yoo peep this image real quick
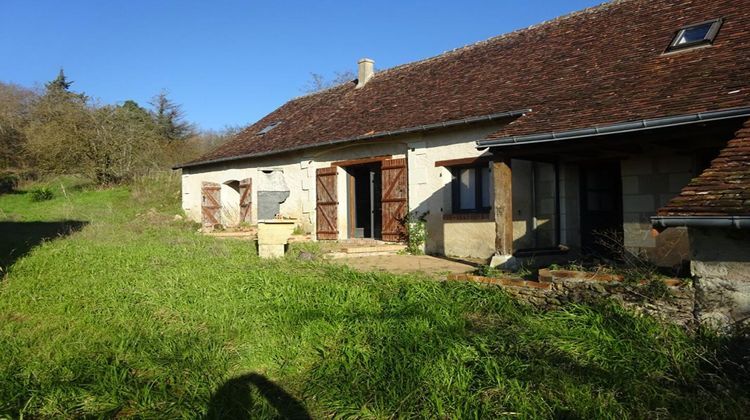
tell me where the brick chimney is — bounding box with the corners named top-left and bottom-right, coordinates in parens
top-left (356, 58), bottom-right (374, 89)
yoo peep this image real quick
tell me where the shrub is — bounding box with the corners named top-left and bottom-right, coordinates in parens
top-left (404, 211), bottom-right (428, 255)
top-left (0, 172), bottom-right (19, 194)
top-left (30, 187), bottom-right (54, 202)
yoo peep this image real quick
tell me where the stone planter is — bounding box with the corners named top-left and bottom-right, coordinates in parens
top-left (257, 220), bottom-right (296, 258)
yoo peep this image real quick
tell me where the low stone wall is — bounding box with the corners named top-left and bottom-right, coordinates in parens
top-left (448, 269), bottom-right (695, 328)
top-left (689, 227), bottom-right (750, 331)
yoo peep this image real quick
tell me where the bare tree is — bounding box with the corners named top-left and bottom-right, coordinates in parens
top-left (0, 82), bottom-right (36, 169)
top-left (301, 70), bottom-right (356, 93)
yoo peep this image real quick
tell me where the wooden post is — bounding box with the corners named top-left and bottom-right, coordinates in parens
top-left (492, 157), bottom-right (513, 255)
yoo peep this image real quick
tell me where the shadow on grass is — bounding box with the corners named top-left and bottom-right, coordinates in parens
top-left (0, 221), bottom-right (87, 272)
top-left (205, 373), bottom-right (311, 420)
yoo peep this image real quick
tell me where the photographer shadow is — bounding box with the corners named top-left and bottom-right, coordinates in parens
top-left (205, 373), bottom-right (311, 420)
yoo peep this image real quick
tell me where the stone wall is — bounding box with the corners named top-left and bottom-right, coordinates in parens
top-left (690, 227), bottom-right (750, 330)
top-left (621, 154), bottom-right (695, 267)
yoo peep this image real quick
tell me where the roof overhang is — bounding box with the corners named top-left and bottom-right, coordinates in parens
top-left (174, 108), bottom-right (531, 170)
top-left (476, 107), bottom-right (750, 149)
top-left (651, 215), bottom-right (750, 229)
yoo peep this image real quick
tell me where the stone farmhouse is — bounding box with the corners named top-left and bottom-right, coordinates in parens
top-left (176, 0), bottom-right (750, 324)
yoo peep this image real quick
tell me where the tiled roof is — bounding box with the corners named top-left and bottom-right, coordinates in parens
top-left (179, 0), bottom-right (750, 168)
top-left (658, 119), bottom-right (750, 216)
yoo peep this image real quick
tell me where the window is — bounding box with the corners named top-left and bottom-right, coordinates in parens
top-left (257, 121), bottom-right (281, 135)
top-left (667, 19), bottom-right (722, 52)
top-left (451, 165), bottom-right (491, 213)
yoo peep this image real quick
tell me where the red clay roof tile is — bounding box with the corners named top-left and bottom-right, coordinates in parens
top-left (659, 118), bottom-right (750, 216)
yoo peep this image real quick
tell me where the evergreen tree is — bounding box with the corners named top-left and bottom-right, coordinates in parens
top-left (45, 68), bottom-right (73, 92)
top-left (150, 91), bottom-right (194, 142)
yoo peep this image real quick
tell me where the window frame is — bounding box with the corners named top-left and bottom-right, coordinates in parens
top-left (450, 163), bottom-right (492, 214)
top-left (257, 121), bottom-right (282, 135)
top-left (666, 18), bottom-right (723, 53)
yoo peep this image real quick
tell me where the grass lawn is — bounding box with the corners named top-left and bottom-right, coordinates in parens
top-left (0, 173), bottom-right (748, 418)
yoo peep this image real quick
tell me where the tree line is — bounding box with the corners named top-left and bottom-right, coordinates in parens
top-left (0, 70), bottom-right (239, 185)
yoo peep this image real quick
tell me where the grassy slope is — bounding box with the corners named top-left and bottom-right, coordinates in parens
top-left (0, 174), bottom-right (748, 419)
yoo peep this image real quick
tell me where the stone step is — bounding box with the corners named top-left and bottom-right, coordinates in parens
top-left (326, 250), bottom-right (406, 259)
top-left (204, 231), bottom-right (257, 238)
top-left (287, 235), bottom-right (313, 243)
top-left (340, 244), bottom-right (406, 254)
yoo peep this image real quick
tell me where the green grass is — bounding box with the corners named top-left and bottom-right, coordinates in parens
top-left (0, 173), bottom-right (748, 418)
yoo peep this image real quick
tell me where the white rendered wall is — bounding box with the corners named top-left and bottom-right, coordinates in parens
top-left (182, 139), bottom-right (408, 236)
top-left (181, 123), bottom-right (509, 257)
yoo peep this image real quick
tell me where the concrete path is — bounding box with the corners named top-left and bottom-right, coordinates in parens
top-left (334, 254), bottom-right (476, 277)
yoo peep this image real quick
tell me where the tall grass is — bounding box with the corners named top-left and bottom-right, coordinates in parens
top-left (0, 174), bottom-right (747, 418)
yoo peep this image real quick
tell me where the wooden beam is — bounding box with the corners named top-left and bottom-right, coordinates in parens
top-left (348, 173), bottom-right (356, 238)
top-left (331, 155), bottom-right (392, 167)
top-left (492, 156), bottom-right (513, 255)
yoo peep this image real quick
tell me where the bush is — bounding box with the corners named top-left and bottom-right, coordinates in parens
top-left (30, 187), bottom-right (54, 202)
top-left (404, 211), bottom-right (428, 255)
top-left (0, 172), bottom-right (19, 194)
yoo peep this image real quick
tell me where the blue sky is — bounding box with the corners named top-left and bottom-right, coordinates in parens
top-left (1, 0), bottom-right (602, 130)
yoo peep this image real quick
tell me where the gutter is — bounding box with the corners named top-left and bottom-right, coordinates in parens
top-left (476, 107), bottom-right (750, 148)
top-left (651, 215), bottom-right (750, 229)
top-left (174, 108), bottom-right (530, 170)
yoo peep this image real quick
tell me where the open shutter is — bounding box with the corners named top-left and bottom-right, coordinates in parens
top-left (381, 158), bottom-right (408, 242)
top-left (316, 167), bottom-right (338, 240)
top-left (201, 182), bottom-right (221, 227)
top-left (239, 178), bottom-right (252, 223)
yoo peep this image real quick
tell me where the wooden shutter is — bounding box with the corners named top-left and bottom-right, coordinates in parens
top-left (201, 182), bottom-right (221, 227)
top-left (316, 167), bottom-right (338, 240)
top-left (381, 158), bottom-right (408, 242)
top-left (239, 178), bottom-right (252, 223)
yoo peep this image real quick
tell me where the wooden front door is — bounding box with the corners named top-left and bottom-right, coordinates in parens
top-left (316, 167), bottom-right (338, 240)
top-left (381, 158), bottom-right (408, 242)
top-left (239, 178), bottom-right (252, 223)
top-left (201, 182), bottom-right (221, 227)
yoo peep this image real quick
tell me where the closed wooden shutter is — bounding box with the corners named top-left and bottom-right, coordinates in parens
top-left (201, 182), bottom-right (221, 226)
top-left (381, 158), bottom-right (408, 242)
top-left (316, 167), bottom-right (338, 240)
top-left (239, 178), bottom-right (252, 223)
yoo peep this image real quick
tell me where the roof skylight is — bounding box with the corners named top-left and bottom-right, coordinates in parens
top-left (667, 19), bottom-right (723, 52)
top-left (257, 121), bottom-right (281, 135)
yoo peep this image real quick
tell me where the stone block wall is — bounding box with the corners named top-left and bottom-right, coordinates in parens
top-left (621, 154), bottom-right (695, 267)
top-left (690, 227), bottom-right (750, 330)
